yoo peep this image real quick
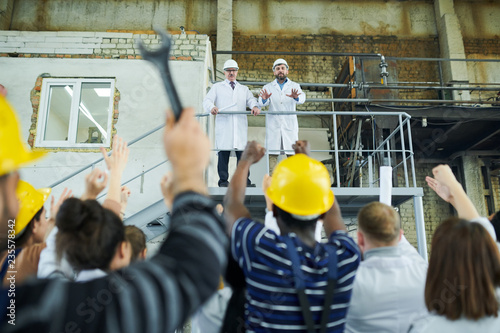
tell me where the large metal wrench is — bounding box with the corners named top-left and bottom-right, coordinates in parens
top-left (137, 29), bottom-right (183, 121)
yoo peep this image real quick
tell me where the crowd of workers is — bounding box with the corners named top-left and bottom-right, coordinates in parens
top-left (1, 58), bottom-right (500, 333)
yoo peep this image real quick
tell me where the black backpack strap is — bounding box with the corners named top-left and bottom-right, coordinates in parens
top-left (284, 236), bottom-right (316, 333)
top-left (320, 246), bottom-right (338, 333)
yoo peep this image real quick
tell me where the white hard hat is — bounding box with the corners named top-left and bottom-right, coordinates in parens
top-left (273, 58), bottom-right (289, 70)
top-left (223, 59), bottom-right (239, 70)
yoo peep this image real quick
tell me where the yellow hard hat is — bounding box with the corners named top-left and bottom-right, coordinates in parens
top-left (266, 154), bottom-right (334, 218)
top-left (0, 95), bottom-right (45, 177)
top-left (14, 180), bottom-right (51, 236)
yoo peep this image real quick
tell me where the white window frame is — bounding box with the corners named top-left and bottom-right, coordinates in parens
top-left (36, 78), bottom-right (116, 148)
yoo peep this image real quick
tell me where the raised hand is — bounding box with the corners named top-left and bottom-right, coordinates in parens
top-left (101, 136), bottom-right (129, 175)
top-left (101, 136), bottom-right (129, 204)
top-left (47, 187), bottom-right (73, 236)
top-left (120, 186), bottom-right (131, 216)
top-left (82, 168), bottom-right (108, 200)
top-left (160, 172), bottom-right (174, 210)
top-left (286, 88), bottom-right (301, 99)
top-left (241, 141), bottom-right (266, 165)
top-left (259, 89), bottom-right (272, 100)
top-left (292, 140), bottom-right (310, 156)
top-left (425, 165), bottom-right (459, 203)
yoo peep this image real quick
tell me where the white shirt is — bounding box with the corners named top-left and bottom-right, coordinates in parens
top-left (408, 296), bottom-right (500, 333)
top-left (37, 227), bottom-right (76, 280)
top-left (203, 80), bottom-right (259, 150)
top-left (76, 269), bottom-right (107, 282)
top-left (345, 235), bottom-right (428, 333)
top-left (258, 79), bottom-right (305, 154)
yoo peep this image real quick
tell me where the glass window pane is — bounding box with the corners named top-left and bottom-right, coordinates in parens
top-left (76, 82), bottom-right (113, 143)
top-left (44, 85), bottom-right (72, 141)
top-left (76, 82), bottom-right (112, 144)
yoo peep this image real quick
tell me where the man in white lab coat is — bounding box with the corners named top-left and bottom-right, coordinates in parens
top-left (203, 59), bottom-right (260, 187)
top-left (258, 58), bottom-right (306, 174)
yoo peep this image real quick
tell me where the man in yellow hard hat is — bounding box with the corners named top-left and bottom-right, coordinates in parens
top-left (1, 96), bottom-right (228, 332)
top-left (224, 140), bottom-right (361, 332)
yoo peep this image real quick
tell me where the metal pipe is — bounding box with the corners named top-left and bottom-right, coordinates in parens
top-left (49, 114), bottom-right (209, 188)
top-left (414, 196), bottom-right (428, 261)
top-left (308, 98), bottom-right (500, 104)
top-left (213, 50), bottom-right (381, 58)
top-left (218, 110), bottom-right (412, 117)
top-left (239, 80), bottom-right (500, 92)
top-left (362, 85), bottom-right (500, 91)
top-left (368, 156), bottom-right (373, 188)
top-left (386, 56), bottom-right (500, 63)
top-left (213, 50), bottom-right (500, 63)
top-left (334, 114), bottom-right (341, 187)
top-left (407, 119), bottom-right (418, 188)
top-left (399, 114), bottom-right (409, 187)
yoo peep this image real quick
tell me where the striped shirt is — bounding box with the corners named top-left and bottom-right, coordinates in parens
top-left (1, 192), bottom-right (227, 333)
top-left (232, 218), bottom-right (360, 332)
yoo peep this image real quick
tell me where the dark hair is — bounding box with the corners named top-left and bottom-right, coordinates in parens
top-left (55, 198), bottom-right (125, 271)
top-left (124, 225), bottom-right (146, 262)
top-left (274, 206), bottom-right (317, 231)
top-left (15, 206), bottom-right (44, 247)
top-left (425, 217), bottom-right (500, 320)
top-left (358, 202), bottom-right (400, 244)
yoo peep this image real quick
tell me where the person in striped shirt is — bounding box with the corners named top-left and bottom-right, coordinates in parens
top-left (224, 140), bottom-right (361, 332)
top-left (0, 101), bottom-right (227, 332)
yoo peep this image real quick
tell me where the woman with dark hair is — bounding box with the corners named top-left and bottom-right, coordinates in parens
top-left (56, 198), bottom-right (131, 281)
top-left (409, 165), bottom-right (500, 332)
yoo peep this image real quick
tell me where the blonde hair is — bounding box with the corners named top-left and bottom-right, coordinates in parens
top-left (358, 202), bottom-right (400, 244)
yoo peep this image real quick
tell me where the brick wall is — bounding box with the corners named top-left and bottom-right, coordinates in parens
top-left (227, 34), bottom-right (441, 103)
top-left (464, 38), bottom-right (500, 58)
top-left (0, 30), bottom-right (209, 60)
top-left (492, 175), bottom-right (500, 214)
top-left (397, 164), bottom-right (453, 253)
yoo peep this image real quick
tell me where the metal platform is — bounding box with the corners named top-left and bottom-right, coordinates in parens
top-left (207, 186), bottom-right (423, 220)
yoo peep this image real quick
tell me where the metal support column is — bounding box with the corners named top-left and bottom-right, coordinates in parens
top-left (413, 196), bottom-right (428, 261)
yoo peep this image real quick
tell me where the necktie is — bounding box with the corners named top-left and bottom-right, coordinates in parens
top-left (230, 81), bottom-right (235, 90)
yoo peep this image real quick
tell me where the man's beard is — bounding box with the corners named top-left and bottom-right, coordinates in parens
top-left (275, 73), bottom-right (286, 81)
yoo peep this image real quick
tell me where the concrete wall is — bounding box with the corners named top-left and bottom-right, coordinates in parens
top-left (233, 0), bottom-right (436, 37)
top-left (7, 1), bottom-right (496, 38)
top-left (10, 0), bottom-right (217, 34)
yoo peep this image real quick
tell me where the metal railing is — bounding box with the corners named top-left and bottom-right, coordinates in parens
top-left (49, 109), bottom-right (417, 193)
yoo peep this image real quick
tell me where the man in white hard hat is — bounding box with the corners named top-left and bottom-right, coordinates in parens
top-left (203, 59), bottom-right (260, 187)
top-left (259, 58), bottom-right (305, 174)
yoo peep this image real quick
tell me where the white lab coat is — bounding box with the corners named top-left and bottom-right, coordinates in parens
top-left (258, 79), bottom-right (305, 154)
top-left (203, 80), bottom-right (259, 150)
